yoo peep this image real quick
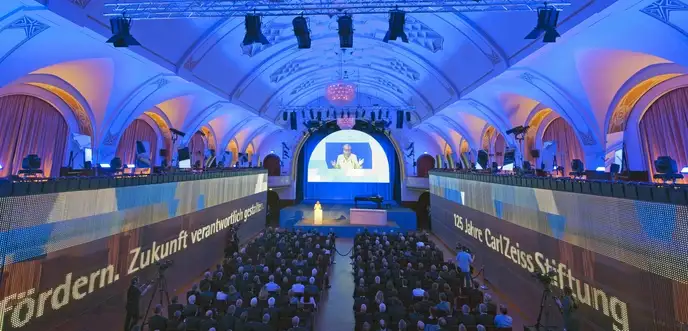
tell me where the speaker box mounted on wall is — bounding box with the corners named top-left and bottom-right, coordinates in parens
top-left (405, 111), bottom-right (411, 122)
top-left (396, 111), bottom-right (404, 129)
top-left (289, 112), bottom-right (297, 130)
top-left (282, 112), bottom-right (288, 121)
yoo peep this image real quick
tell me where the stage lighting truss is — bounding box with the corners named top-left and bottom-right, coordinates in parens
top-left (103, 0), bottom-right (571, 19)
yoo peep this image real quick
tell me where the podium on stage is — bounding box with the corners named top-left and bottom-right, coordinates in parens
top-left (314, 201), bottom-right (323, 225)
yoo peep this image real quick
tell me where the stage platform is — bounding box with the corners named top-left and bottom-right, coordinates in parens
top-left (279, 200), bottom-right (417, 237)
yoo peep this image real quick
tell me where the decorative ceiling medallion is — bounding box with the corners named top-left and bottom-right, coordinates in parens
top-left (326, 82), bottom-right (356, 106)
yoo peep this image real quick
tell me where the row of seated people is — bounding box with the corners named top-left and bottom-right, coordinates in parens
top-left (351, 230), bottom-right (513, 331)
top-left (140, 228), bottom-right (335, 331)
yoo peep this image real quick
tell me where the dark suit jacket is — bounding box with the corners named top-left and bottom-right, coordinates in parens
top-left (476, 313), bottom-right (495, 326)
top-left (457, 313), bottom-right (476, 326)
top-left (148, 315), bottom-right (168, 331)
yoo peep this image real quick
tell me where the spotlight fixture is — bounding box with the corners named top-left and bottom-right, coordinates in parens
top-left (292, 16), bottom-right (311, 49)
top-left (106, 16), bottom-right (140, 48)
top-left (383, 10), bottom-right (409, 43)
top-left (244, 14), bottom-right (269, 46)
top-left (337, 15), bottom-right (354, 48)
top-left (525, 7), bottom-right (561, 43)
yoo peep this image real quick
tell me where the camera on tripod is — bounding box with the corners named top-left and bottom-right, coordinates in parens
top-left (155, 260), bottom-right (173, 273)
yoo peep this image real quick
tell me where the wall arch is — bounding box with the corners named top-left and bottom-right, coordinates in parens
top-left (0, 94), bottom-right (70, 177)
top-left (199, 125), bottom-right (217, 151)
top-left (137, 115), bottom-right (164, 165)
top-left (13, 73), bottom-right (96, 140)
top-left (143, 107), bottom-right (173, 158)
top-left (625, 75), bottom-right (688, 171)
top-left (524, 107), bottom-right (554, 163)
top-left (227, 138), bottom-right (239, 165)
top-left (605, 63), bottom-right (687, 134)
top-left (115, 118), bottom-right (160, 166)
top-left (542, 117), bottom-right (586, 171)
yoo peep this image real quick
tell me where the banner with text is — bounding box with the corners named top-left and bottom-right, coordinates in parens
top-left (431, 194), bottom-right (686, 331)
top-left (0, 192), bottom-right (266, 331)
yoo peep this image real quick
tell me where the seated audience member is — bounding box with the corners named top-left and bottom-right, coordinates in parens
top-left (168, 296), bottom-right (184, 319)
top-left (494, 305), bottom-right (513, 328)
top-left (482, 293), bottom-right (497, 315)
top-left (436, 318), bottom-right (450, 331)
top-left (362, 322), bottom-right (372, 331)
top-left (416, 321), bottom-right (425, 331)
top-left (458, 324), bottom-right (467, 331)
top-left (148, 304), bottom-right (168, 331)
top-left (377, 319), bottom-right (390, 331)
top-left (476, 325), bottom-right (487, 331)
top-left (187, 284), bottom-right (200, 302)
top-left (168, 310), bottom-right (185, 331)
top-left (398, 319), bottom-right (408, 331)
top-left (288, 316), bottom-right (308, 331)
top-left (457, 304), bottom-right (476, 326)
top-left (216, 285), bottom-right (229, 301)
top-left (219, 305), bottom-right (237, 331)
top-left (356, 304), bottom-right (372, 331)
top-left (184, 295), bottom-right (200, 317)
top-left (305, 277), bottom-right (319, 296)
top-left (265, 275), bottom-right (280, 293)
top-left (476, 303), bottom-right (494, 326)
top-left (200, 310), bottom-right (218, 331)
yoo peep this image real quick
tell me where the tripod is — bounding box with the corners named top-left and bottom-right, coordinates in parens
top-left (526, 287), bottom-right (558, 331)
top-left (139, 270), bottom-right (171, 329)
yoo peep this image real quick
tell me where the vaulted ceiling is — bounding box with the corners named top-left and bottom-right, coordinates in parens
top-left (1, 0), bottom-right (687, 160)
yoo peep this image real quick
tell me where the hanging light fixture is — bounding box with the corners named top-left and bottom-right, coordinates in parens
top-left (326, 83), bottom-right (356, 106)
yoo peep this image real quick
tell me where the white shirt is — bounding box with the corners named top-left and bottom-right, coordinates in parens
top-left (412, 288), bottom-right (425, 297)
top-left (292, 283), bottom-right (305, 293)
top-left (335, 154), bottom-right (360, 170)
top-left (216, 291), bottom-right (228, 301)
top-left (265, 282), bottom-right (280, 292)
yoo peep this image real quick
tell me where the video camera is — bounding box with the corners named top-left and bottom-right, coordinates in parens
top-left (532, 269), bottom-right (557, 288)
top-left (155, 260), bottom-right (173, 273)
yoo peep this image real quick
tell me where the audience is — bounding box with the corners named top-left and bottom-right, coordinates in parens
top-left (129, 226), bottom-right (517, 331)
top-left (131, 227), bottom-right (333, 331)
top-left (351, 230), bottom-right (513, 331)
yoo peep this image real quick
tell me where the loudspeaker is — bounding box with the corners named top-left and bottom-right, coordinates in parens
top-left (159, 149), bottom-right (168, 157)
top-left (530, 149), bottom-right (540, 158)
top-left (396, 111), bottom-right (404, 129)
top-left (405, 111), bottom-right (411, 122)
top-left (282, 112), bottom-right (288, 121)
top-left (289, 112), bottom-right (297, 130)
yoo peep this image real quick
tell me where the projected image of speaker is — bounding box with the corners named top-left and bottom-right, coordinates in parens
top-left (178, 147), bottom-right (191, 169)
top-left (477, 150), bottom-right (489, 170)
top-left (135, 141), bottom-right (151, 168)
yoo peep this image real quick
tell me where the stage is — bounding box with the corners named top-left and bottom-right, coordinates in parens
top-left (279, 200), bottom-right (417, 237)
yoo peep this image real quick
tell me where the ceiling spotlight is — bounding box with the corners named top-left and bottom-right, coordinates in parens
top-left (244, 14), bottom-right (269, 46)
top-left (525, 7), bottom-right (560, 43)
top-left (106, 16), bottom-right (140, 48)
top-left (338, 15), bottom-right (354, 48)
top-left (292, 16), bottom-right (311, 49)
top-left (383, 10), bottom-right (408, 43)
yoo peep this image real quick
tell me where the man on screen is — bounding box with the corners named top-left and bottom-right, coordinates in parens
top-left (331, 144), bottom-right (364, 170)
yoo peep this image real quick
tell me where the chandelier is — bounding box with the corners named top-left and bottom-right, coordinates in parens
top-left (326, 83), bottom-right (356, 106)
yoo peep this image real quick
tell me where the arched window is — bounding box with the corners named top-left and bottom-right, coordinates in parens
top-left (0, 95), bottom-right (69, 177)
top-left (639, 87), bottom-right (688, 182)
top-left (116, 119), bottom-right (158, 166)
top-left (416, 154), bottom-right (435, 177)
top-left (263, 154), bottom-right (281, 176)
top-left (542, 117), bottom-right (585, 172)
top-left (189, 132), bottom-right (205, 167)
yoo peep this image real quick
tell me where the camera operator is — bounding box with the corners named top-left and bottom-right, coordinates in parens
top-left (556, 286), bottom-right (580, 331)
top-left (455, 245), bottom-right (474, 289)
top-left (124, 276), bottom-right (152, 331)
